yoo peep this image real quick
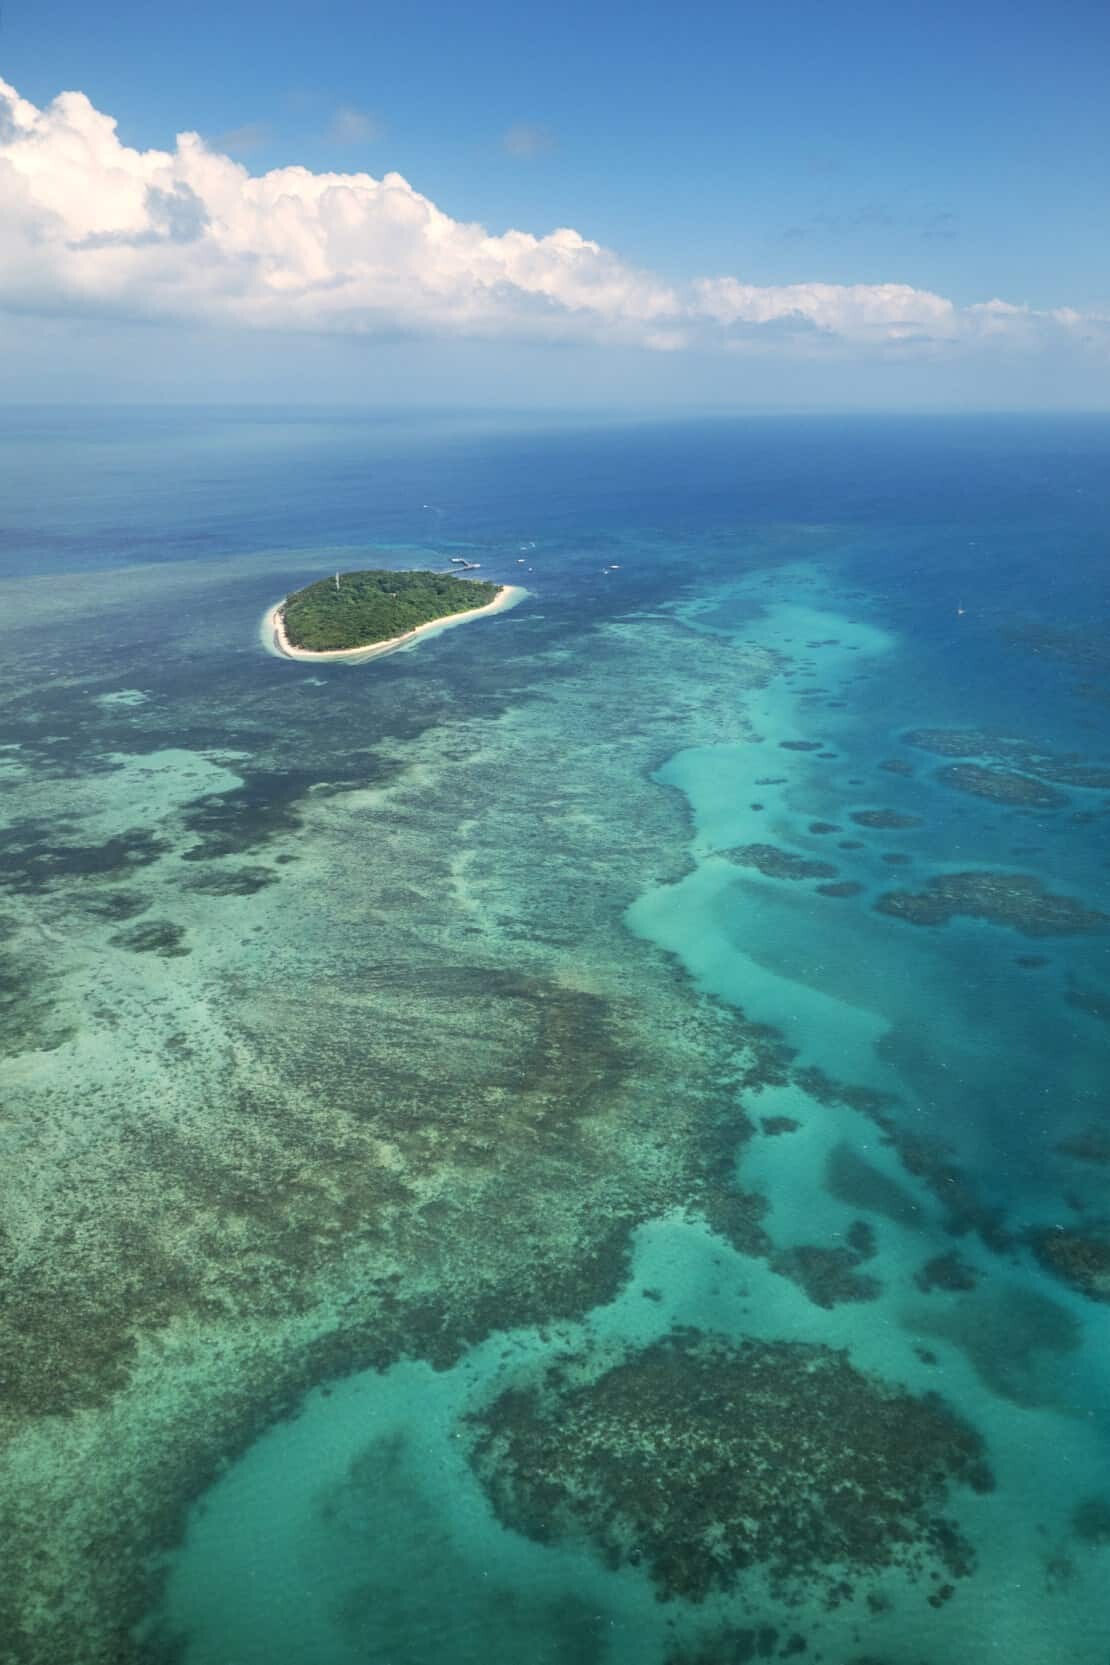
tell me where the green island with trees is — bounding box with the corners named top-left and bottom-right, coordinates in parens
top-left (280, 569), bottom-right (502, 652)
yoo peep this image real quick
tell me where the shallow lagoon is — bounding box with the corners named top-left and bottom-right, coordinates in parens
top-left (1, 411), bottom-right (1109, 1664)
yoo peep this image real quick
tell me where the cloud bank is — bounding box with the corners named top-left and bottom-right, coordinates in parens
top-left (0, 76), bottom-right (1104, 362)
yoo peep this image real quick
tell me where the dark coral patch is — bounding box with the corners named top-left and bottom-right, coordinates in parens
top-left (79, 889), bottom-right (151, 922)
top-left (876, 872), bottom-right (1109, 936)
top-left (1055, 1127), bottom-right (1110, 1167)
top-left (181, 865), bottom-right (279, 897)
top-left (724, 844), bottom-right (837, 881)
top-left (905, 726), bottom-right (1110, 789)
top-left (824, 1144), bottom-right (925, 1231)
top-left (108, 919), bottom-right (190, 957)
top-left (467, 1330), bottom-right (992, 1606)
top-left (772, 1244), bottom-right (881, 1308)
top-left (915, 1252), bottom-right (980, 1294)
top-left (1072, 1495), bottom-right (1110, 1544)
top-left (1031, 1226), bottom-right (1110, 1303)
top-left (0, 822), bottom-right (170, 894)
top-left (909, 1282), bottom-right (1082, 1406)
top-left (935, 764), bottom-right (1067, 809)
top-left (851, 809), bottom-right (923, 830)
top-left (179, 768), bottom-right (332, 860)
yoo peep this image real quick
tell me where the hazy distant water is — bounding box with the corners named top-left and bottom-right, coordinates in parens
top-left (1, 409), bottom-right (1108, 1665)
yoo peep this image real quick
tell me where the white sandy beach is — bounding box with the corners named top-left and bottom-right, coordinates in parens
top-left (266, 583), bottom-right (525, 663)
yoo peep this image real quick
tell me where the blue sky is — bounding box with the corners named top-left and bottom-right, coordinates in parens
top-left (1, 0), bottom-right (1107, 405)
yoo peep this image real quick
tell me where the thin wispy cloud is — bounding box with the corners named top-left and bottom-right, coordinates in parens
top-left (0, 78), bottom-right (1103, 363)
top-left (326, 105), bottom-right (383, 145)
top-left (502, 122), bottom-right (556, 158)
top-left (782, 205), bottom-right (961, 247)
top-left (923, 211), bottom-right (960, 241)
top-left (210, 121), bottom-right (273, 157)
top-left (782, 206), bottom-right (897, 243)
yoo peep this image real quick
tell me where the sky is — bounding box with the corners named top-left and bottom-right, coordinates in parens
top-left (1, 0), bottom-right (1107, 407)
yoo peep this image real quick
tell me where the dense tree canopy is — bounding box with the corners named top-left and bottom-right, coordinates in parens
top-left (282, 569), bottom-right (501, 651)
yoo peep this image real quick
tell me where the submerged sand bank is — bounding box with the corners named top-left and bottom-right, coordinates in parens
top-left (266, 583), bottom-right (525, 664)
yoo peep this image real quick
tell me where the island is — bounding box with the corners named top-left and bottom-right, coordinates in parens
top-left (268, 569), bottom-right (523, 662)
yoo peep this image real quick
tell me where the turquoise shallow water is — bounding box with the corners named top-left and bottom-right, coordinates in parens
top-left (1, 410), bottom-right (1108, 1664)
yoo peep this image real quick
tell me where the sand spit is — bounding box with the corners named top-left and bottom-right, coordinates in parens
top-left (264, 583), bottom-right (526, 663)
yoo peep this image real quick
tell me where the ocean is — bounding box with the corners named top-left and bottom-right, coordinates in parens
top-left (1, 408), bottom-right (1108, 1664)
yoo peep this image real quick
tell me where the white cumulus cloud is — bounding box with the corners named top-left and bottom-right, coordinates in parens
top-left (693, 278), bottom-right (959, 343)
top-left (0, 76), bottom-right (1104, 362)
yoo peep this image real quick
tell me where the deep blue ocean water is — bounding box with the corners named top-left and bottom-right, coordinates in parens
top-left (1, 409), bottom-right (1108, 1665)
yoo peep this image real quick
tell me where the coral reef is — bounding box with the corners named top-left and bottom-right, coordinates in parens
top-left (467, 1330), bottom-right (992, 1606)
top-left (935, 764), bottom-right (1067, 809)
top-left (0, 586), bottom-right (809, 1664)
top-left (914, 1253), bottom-right (979, 1294)
top-left (905, 728), bottom-right (1110, 790)
top-left (771, 1243), bottom-right (881, 1308)
top-left (0, 946), bottom-right (76, 1057)
top-left (1072, 1495), bottom-right (1110, 1545)
top-left (807, 1080), bottom-right (1005, 1247)
top-left (909, 1282), bottom-right (1082, 1407)
top-left (181, 865), bottom-right (279, 896)
top-left (1031, 1226), bottom-right (1110, 1302)
top-left (0, 824), bottom-right (171, 893)
top-left (79, 890), bottom-right (152, 922)
top-left (850, 810), bottom-right (923, 830)
top-left (724, 844), bottom-right (837, 881)
top-left (107, 919), bottom-right (190, 957)
top-left (876, 872), bottom-right (1109, 936)
top-left (823, 1144), bottom-right (925, 1231)
top-left (1055, 1127), bottom-right (1110, 1167)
